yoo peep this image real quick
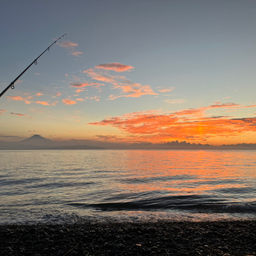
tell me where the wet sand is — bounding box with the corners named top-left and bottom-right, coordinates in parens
top-left (1, 220), bottom-right (256, 255)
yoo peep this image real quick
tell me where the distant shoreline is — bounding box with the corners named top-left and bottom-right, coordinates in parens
top-left (2, 135), bottom-right (256, 150)
top-left (1, 147), bottom-right (256, 150)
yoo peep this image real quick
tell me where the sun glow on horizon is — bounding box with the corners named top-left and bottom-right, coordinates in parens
top-left (1, 1), bottom-right (256, 146)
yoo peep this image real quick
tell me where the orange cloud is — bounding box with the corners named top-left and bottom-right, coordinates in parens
top-left (0, 109), bottom-right (6, 112)
top-left (75, 88), bottom-right (84, 93)
top-left (70, 82), bottom-right (101, 88)
top-left (35, 101), bottom-right (58, 106)
top-left (108, 83), bottom-right (158, 100)
top-left (83, 67), bottom-right (157, 99)
top-left (62, 99), bottom-right (77, 105)
top-left (36, 93), bottom-right (43, 96)
top-left (36, 101), bottom-right (50, 106)
top-left (83, 69), bottom-right (116, 83)
top-left (88, 102), bottom-right (256, 143)
top-left (10, 112), bottom-right (33, 118)
top-left (76, 98), bottom-right (84, 102)
top-left (95, 63), bottom-right (134, 72)
top-left (7, 96), bottom-right (32, 104)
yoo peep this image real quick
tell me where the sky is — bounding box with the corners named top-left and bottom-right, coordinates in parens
top-left (1, 0), bottom-right (256, 146)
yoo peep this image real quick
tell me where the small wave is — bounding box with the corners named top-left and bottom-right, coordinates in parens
top-left (25, 181), bottom-right (95, 189)
top-left (68, 196), bottom-right (256, 215)
top-left (215, 187), bottom-right (256, 194)
top-left (0, 178), bottom-right (42, 187)
top-left (121, 175), bottom-right (196, 184)
top-left (223, 204), bottom-right (256, 213)
top-left (67, 194), bottom-right (222, 211)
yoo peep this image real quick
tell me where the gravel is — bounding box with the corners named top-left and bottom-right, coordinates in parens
top-left (0, 220), bottom-right (255, 255)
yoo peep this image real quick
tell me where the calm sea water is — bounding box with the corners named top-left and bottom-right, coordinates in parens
top-left (0, 150), bottom-right (256, 224)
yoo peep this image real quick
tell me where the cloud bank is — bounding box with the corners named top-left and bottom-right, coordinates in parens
top-left (89, 102), bottom-right (256, 143)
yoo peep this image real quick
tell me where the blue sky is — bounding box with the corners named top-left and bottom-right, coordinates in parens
top-left (1, 0), bottom-right (256, 145)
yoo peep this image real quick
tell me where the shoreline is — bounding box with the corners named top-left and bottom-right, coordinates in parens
top-left (1, 220), bottom-right (256, 255)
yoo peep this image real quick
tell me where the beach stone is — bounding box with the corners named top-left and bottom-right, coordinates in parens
top-left (70, 250), bottom-right (78, 255)
top-left (1, 221), bottom-right (256, 256)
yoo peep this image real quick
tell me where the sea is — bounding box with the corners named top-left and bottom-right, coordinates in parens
top-left (0, 149), bottom-right (256, 225)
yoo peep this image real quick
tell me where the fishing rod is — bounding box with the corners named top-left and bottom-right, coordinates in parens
top-left (0, 33), bottom-right (67, 98)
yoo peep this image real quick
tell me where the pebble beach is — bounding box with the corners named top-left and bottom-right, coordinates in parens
top-left (1, 220), bottom-right (256, 256)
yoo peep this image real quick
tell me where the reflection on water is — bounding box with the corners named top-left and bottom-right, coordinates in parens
top-left (0, 149), bottom-right (256, 224)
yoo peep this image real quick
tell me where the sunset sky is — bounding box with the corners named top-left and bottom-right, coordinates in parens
top-left (1, 0), bottom-right (256, 146)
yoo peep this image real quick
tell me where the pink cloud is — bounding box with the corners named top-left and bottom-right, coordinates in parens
top-left (58, 41), bottom-right (78, 49)
top-left (71, 51), bottom-right (83, 57)
top-left (83, 67), bottom-right (157, 100)
top-left (10, 112), bottom-right (33, 118)
top-left (159, 87), bottom-right (174, 93)
top-left (58, 41), bottom-right (82, 57)
top-left (16, 80), bottom-right (23, 84)
top-left (90, 96), bottom-right (100, 101)
top-left (95, 63), bottom-right (134, 72)
top-left (164, 99), bottom-right (186, 104)
top-left (36, 101), bottom-right (50, 106)
top-left (55, 92), bottom-right (62, 96)
top-left (70, 82), bottom-right (104, 93)
top-left (51, 101), bottom-right (58, 106)
top-left (7, 96), bottom-right (32, 104)
top-left (70, 82), bottom-right (97, 88)
top-left (62, 99), bottom-right (77, 105)
top-left (76, 98), bottom-right (84, 101)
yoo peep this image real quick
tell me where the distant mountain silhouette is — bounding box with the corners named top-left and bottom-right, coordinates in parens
top-left (19, 134), bottom-right (57, 148)
top-left (0, 135), bottom-right (103, 150)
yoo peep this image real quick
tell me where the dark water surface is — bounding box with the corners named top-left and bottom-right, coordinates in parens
top-left (0, 150), bottom-right (256, 224)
